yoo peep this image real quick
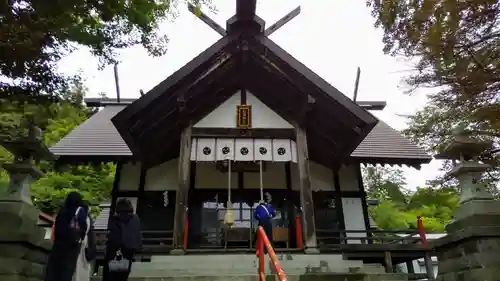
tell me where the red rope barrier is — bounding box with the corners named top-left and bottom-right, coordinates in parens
top-left (295, 215), bottom-right (303, 249)
top-left (256, 226), bottom-right (288, 281)
top-left (417, 216), bottom-right (428, 248)
top-left (183, 215), bottom-right (189, 249)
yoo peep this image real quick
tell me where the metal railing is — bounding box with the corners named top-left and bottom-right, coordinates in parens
top-left (255, 226), bottom-right (287, 281)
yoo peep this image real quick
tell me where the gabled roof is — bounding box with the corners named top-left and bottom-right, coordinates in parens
top-left (50, 104), bottom-right (431, 168)
top-left (110, 31), bottom-right (379, 168)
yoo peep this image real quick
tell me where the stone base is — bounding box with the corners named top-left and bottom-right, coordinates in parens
top-left (0, 200), bottom-right (51, 281)
top-left (445, 214), bottom-right (500, 237)
top-left (433, 213), bottom-right (500, 281)
top-left (92, 273), bottom-right (408, 281)
top-left (169, 249), bottom-right (186, 255)
top-left (453, 199), bottom-right (500, 221)
top-left (304, 247), bottom-right (320, 254)
top-left (94, 254), bottom-right (406, 281)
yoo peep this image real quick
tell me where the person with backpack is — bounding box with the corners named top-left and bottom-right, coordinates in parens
top-left (102, 198), bottom-right (142, 281)
top-left (44, 192), bottom-right (88, 281)
top-left (254, 200), bottom-right (276, 249)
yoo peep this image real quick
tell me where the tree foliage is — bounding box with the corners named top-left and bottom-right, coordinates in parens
top-left (0, 79), bottom-right (114, 214)
top-left (0, 0), bottom-right (214, 103)
top-left (364, 166), bottom-right (459, 232)
top-left (366, 0), bottom-right (500, 188)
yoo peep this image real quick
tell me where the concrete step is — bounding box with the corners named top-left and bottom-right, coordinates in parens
top-left (91, 273), bottom-right (408, 281)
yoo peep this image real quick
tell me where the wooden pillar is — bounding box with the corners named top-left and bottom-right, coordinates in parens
top-left (295, 126), bottom-right (318, 252)
top-left (172, 126), bottom-right (192, 253)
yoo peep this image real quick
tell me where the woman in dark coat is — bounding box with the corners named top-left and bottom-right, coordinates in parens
top-left (102, 198), bottom-right (141, 281)
top-left (44, 192), bottom-right (88, 281)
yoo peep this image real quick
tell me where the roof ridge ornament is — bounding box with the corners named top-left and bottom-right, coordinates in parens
top-left (187, 1), bottom-right (301, 38)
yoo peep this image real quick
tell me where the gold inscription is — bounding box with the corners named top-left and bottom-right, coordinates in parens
top-left (236, 105), bottom-right (252, 129)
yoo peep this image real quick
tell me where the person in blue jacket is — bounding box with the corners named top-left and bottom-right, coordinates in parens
top-left (254, 200), bottom-right (276, 247)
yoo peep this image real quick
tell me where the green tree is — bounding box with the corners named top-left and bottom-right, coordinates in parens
top-left (0, 79), bottom-right (114, 214)
top-left (0, 0), bottom-right (214, 103)
top-left (364, 166), bottom-right (459, 232)
top-left (366, 0), bottom-right (500, 190)
top-left (363, 165), bottom-right (408, 203)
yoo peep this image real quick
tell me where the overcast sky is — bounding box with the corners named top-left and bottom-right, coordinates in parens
top-left (57, 0), bottom-right (443, 189)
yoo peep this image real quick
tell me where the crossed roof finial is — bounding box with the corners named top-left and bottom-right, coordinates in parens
top-left (188, 0), bottom-right (301, 37)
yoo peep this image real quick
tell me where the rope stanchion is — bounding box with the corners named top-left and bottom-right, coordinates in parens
top-left (256, 226), bottom-right (288, 281)
top-left (295, 215), bottom-right (303, 249)
top-left (183, 213), bottom-right (189, 249)
top-left (50, 223), bottom-right (55, 241)
top-left (417, 216), bottom-right (434, 280)
top-left (417, 216), bottom-right (428, 248)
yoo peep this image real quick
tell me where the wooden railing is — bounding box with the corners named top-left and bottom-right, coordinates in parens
top-left (314, 216), bottom-right (435, 280)
top-left (95, 230), bottom-right (174, 255)
top-left (316, 228), bottom-right (424, 245)
top-left (255, 226), bottom-right (287, 281)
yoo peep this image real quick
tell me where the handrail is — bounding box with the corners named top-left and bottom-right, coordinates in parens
top-left (255, 226), bottom-right (287, 281)
top-left (417, 216), bottom-right (434, 280)
top-left (295, 215), bottom-right (303, 249)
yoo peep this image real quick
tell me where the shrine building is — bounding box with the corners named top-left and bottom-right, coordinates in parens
top-left (49, 0), bottom-right (432, 259)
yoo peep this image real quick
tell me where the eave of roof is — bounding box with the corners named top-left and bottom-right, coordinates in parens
top-left (50, 104), bottom-right (432, 168)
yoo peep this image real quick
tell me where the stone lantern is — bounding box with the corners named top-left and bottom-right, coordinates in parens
top-left (0, 117), bottom-right (56, 281)
top-left (432, 125), bottom-right (500, 281)
top-left (435, 126), bottom-right (499, 226)
top-left (1, 118), bottom-right (57, 204)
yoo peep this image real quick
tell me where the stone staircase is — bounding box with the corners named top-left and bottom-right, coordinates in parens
top-left (92, 254), bottom-right (407, 281)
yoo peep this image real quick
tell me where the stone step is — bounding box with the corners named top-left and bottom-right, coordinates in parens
top-left (130, 254), bottom-right (365, 277)
top-left (91, 273), bottom-right (408, 281)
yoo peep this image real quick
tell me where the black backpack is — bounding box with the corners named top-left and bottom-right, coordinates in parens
top-left (68, 206), bottom-right (85, 243)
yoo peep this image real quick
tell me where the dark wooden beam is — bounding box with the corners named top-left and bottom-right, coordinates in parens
top-left (172, 126), bottom-right (192, 252)
top-left (295, 125), bottom-right (318, 252)
top-left (85, 97), bottom-right (387, 111)
top-left (191, 128), bottom-right (295, 139)
top-left (140, 80), bottom-right (241, 164)
top-left (136, 56), bottom-right (235, 141)
top-left (357, 101), bottom-right (387, 111)
top-left (136, 59), bottom-right (237, 145)
top-left (109, 162), bottom-right (123, 225)
top-left (333, 171), bottom-right (346, 234)
top-left (246, 57), bottom-right (357, 153)
top-left (135, 165), bottom-right (147, 216)
top-left (355, 163), bottom-right (372, 234)
top-left (249, 49), bottom-right (364, 136)
top-left (264, 6), bottom-right (301, 37)
top-left (252, 35), bottom-right (377, 127)
top-left (235, 0), bottom-right (257, 20)
top-left (111, 35), bottom-right (236, 158)
top-left (187, 3), bottom-right (226, 36)
top-left (244, 69), bottom-right (347, 169)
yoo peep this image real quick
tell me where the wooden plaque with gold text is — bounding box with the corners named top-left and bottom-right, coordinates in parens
top-left (236, 105), bottom-right (252, 129)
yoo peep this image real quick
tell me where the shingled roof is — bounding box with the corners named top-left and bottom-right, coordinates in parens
top-left (50, 104), bottom-right (431, 168)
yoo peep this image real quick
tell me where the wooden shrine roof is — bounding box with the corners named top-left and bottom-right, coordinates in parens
top-left (54, 2), bottom-right (431, 169)
top-left (109, 33), bottom-right (382, 168)
top-left (49, 104), bottom-right (432, 168)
